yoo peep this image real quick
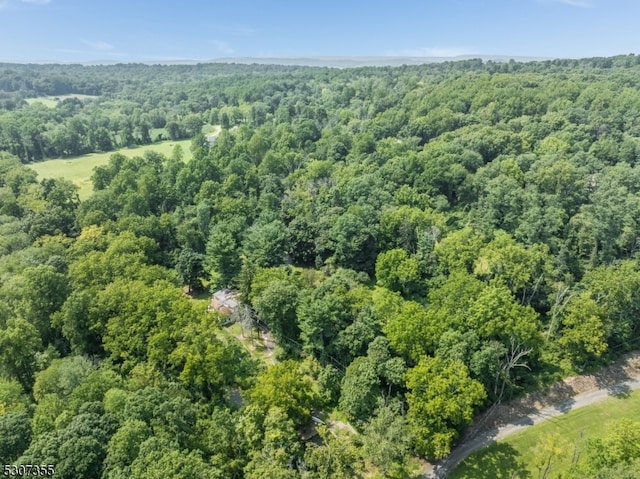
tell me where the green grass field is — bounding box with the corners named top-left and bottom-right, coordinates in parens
top-left (449, 389), bottom-right (640, 479)
top-left (28, 139), bottom-right (193, 200)
top-left (25, 94), bottom-right (99, 108)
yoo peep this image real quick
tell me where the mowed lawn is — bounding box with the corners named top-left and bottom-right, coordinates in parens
top-left (29, 139), bottom-right (193, 200)
top-left (450, 388), bottom-right (640, 479)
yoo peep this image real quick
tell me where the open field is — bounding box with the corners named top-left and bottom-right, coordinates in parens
top-left (28, 139), bottom-right (193, 200)
top-left (449, 388), bottom-right (640, 479)
top-left (25, 94), bottom-right (100, 107)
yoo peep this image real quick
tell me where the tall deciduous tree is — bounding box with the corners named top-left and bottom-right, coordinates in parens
top-left (0, 413), bottom-right (31, 463)
top-left (406, 356), bottom-right (486, 459)
top-left (205, 221), bottom-right (242, 288)
top-left (175, 246), bottom-right (204, 292)
top-left (338, 356), bottom-right (381, 424)
top-left (244, 407), bottom-right (302, 479)
top-left (248, 360), bottom-right (318, 426)
top-left (303, 425), bottom-right (364, 479)
top-left (362, 406), bottom-right (412, 477)
top-left (252, 280), bottom-right (301, 354)
top-left (558, 292), bottom-right (609, 368)
top-left (0, 318), bottom-right (41, 392)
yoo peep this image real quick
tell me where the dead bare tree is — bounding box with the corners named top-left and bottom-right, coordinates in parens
top-left (546, 283), bottom-right (575, 340)
top-left (495, 337), bottom-right (533, 404)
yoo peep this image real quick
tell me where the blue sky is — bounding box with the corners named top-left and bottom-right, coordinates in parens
top-left (0, 0), bottom-right (638, 62)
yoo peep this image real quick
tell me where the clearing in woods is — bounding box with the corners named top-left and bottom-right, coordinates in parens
top-left (29, 139), bottom-right (193, 200)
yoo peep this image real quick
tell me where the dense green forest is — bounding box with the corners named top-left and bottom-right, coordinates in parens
top-left (3, 56), bottom-right (640, 477)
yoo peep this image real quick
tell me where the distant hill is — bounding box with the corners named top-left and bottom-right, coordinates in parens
top-left (200, 55), bottom-right (554, 68)
top-left (7, 55), bottom-right (554, 67)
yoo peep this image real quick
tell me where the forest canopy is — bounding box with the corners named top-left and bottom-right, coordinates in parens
top-left (3, 55), bottom-right (640, 477)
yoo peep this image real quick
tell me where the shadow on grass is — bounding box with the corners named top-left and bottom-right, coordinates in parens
top-left (552, 397), bottom-right (576, 413)
top-left (607, 382), bottom-right (632, 398)
top-left (449, 443), bottom-right (530, 479)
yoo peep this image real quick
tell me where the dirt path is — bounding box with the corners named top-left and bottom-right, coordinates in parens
top-left (261, 329), bottom-right (276, 364)
top-left (424, 352), bottom-right (640, 478)
top-left (234, 329), bottom-right (277, 365)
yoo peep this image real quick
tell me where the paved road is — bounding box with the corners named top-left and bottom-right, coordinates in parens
top-left (424, 376), bottom-right (640, 478)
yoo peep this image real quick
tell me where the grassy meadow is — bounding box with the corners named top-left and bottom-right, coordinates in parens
top-left (449, 388), bottom-right (640, 479)
top-left (28, 139), bottom-right (193, 200)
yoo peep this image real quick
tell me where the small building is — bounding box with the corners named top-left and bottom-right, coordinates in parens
top-left (205, 133), bottom-right (217, 146)
top-left (209, 288), bottom-right (238, 314)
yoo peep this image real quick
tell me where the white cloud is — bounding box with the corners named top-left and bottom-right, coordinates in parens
top-left (539, 0), bottom-right (593, 8)
top-left (0, 0), bottom-right (49, 11)
top-left (82, 40), bottom-right (114, 51)
top-left (559, 0), bottom-right (592, 7)
top-left (211, 39), bottom-right (234, 55)
top-left (386, 46), bottom-right (477, 58)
